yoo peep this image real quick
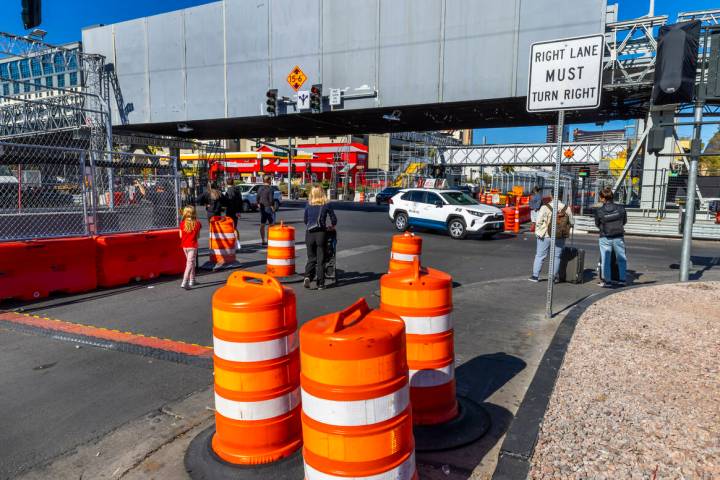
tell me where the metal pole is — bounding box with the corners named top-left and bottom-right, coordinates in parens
top-left (680, 101), bottom-right (703, 282)
top-left (546, 110), bottom-right (565, 319)
top-left (288, 137), bottom-right (294, 200)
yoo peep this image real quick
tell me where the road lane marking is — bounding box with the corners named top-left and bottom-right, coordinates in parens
top-left (0, 311), bottom-right (212, 367)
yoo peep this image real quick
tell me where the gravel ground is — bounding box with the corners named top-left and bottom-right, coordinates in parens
top-left (529, 282), bottom-right (720, 480)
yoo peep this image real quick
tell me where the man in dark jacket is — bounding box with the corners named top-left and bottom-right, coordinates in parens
top-left (594, 187), bottom-right (628, 287)
top-left (257, 175), bottom-right (275, 245)
top-left (224, 178), bottom-right (243, 237)
top-left (197, 183), bottom-right (223, 218)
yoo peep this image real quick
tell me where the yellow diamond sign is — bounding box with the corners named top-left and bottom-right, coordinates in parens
top-left (287, 65), bottom-right (307, 91)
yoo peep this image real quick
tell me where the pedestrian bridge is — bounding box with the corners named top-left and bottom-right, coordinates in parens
top-left (81, 0), bottom-right (628, 139)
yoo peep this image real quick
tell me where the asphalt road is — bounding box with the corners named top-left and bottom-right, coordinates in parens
top-left (1, 204), bottom-right (718, 479)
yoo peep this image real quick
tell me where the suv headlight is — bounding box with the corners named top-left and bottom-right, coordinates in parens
top-left (467, 210), bottom-right (486, 217)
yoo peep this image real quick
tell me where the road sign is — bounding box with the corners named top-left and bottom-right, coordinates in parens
top-left (287, 65), bottom-right (307, 91)
top-left (527, 34), bottom-right (604, 112)
top-left (296, 90), bottom-right (310, 110)
top-left (329, 88), bottom-right (342, 106)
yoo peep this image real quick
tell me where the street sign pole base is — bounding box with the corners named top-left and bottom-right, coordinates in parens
top-left (413, 396), bottom-right (491, 452)
top-left (184, 425), bottom-right (305, 480)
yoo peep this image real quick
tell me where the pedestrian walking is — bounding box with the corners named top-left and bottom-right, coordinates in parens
top-left (303, 186), bottom-right (337, 290)
top-left (594, 186), bottom-right (628, 287)
top-left (529, 195), bottom-right (574, 283)
top-left (224, 178), bottom-right (243, 246)
top-left (529, 186), bottom-right (543, 231)
top-left (179, 206), bottom-right (201, 290)
top-left (257, 175), bottom-right (275, 246)
top-left (197, 183), bottom-right (224, 218)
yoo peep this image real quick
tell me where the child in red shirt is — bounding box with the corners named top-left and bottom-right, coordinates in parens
top-left (179, 206), bottom-right (201, 289)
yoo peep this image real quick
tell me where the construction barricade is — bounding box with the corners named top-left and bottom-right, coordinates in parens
top-left (300, 298), bottom-right (417, 480)
top-left (380, 258), bottom-right (489, 451)
top-left (0, 237), bottom-right (97, 302)
top-left (95, 230), bottom-right (184, 287)
top-left (184, 271), bottom-right (304, 479)
top-left (389, 232), bottom-right (422, 273)
top-left (202, 216), bottom-right (240, 270)
top-left (266, 223), bottom-right (302, 282)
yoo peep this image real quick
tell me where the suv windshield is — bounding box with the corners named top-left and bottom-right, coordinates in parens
top-left (441, 191), bottom-right (477, 205)
top-left (237, 185), bottom-right (255, 193)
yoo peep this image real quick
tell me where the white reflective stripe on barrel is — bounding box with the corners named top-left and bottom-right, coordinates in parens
top-left (210, 232), bottom-right (235, 240)
top-left (211, 248), bottom-right (236, 257)
top-left (391, 252), bottom-right (418, 262)
top-left (213, 332), bottom-right (298, 363)
top-left (301, 384), bottom-right (409, 427)
top-left (400, 314), bottom-right (452, 335)
top-left (268, 239), bottom-right (294, 247)
top-left (267, 257), bottom-right (295, 266)
top-left (304, 452), bottom-right (416, 480)
top-left (409, 364), bottom-right (454, 388)
top-left (214, 387), bottom-right (300, 421)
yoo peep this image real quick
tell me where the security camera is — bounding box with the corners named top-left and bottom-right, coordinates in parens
top-left (383, 110), bottom-right (402, 122)
top-left (177, 123), bottom-right (194, 133)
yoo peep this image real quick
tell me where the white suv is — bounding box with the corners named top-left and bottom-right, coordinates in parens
top-left (389, 188), bottom-right (504, 239)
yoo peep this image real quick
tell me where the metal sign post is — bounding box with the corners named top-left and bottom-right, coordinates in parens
top-left (526, 33), bottom-right (604, 319)
top-left (546, 110), bottom-right (565, 318)
top-left (680, 100), bottom-right (704, 281)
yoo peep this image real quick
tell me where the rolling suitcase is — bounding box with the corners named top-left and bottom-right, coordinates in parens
top-left (559, 246), bottom-right (585, 284)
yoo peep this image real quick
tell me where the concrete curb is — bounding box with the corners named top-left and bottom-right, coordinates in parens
top-left (490, 288), bottom-right (619, 480)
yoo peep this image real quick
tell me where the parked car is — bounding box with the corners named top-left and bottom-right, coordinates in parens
top-left (236, 184), bottom-right (282, 212)
top-left (375, 187), bottom-right (401, 205)
top-left (388, 188), bottom-right (504, 239)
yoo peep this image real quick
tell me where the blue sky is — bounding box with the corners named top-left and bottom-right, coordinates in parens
top-left (0, 0), bottom-right (717, 144)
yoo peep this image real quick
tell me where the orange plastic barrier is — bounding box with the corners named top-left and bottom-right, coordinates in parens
top-left (502, 206), bottom-right (516, 232)
top-left (389, 232), bottom-right (422, 273)
top-left (211, 271), bottom-right (301, 464)
top-left (513, 206), bottom-right (521, 233)
top-left (266, 223), bottom-right (296, 277)
top-left (358, 191), bottom-right (366, 203)
top-left (95, 230), bottom-right (183, 287)
top-left (380, 259), bottom-right (457, 425)
top-left (0, 237), bottom-right (97, 301)
top-left (300, 298), bottom-right (417, 479)
top-left (208, 216), bottom-right (237, 267)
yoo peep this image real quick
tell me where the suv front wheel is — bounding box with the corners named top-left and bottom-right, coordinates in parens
top-left (447, 218), bottom-right (467, 239)
top-left (394, 212), bottom-right (409, 232)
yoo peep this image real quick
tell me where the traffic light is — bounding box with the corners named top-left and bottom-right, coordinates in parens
top-left (651, 20), bottom-right (701, 105)
top-left (21, 0), bottom-right (42, 29)
top-left (578, 167), bottom-right (590, 177)
top-left (266, 89), bottom-right (278, 116)
top-left (310, 84), bottom-right (322, 113)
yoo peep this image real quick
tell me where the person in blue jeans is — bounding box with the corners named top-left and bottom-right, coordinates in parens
top-left (529, 195), bottom-right (574, 282)
top-left (594, 187), bottom-right (628, 287)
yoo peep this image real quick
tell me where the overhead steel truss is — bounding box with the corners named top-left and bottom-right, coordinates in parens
top-left (0, 32), bottom-right (109, 150)
top-left (437, 142), bottom-right (627, 167)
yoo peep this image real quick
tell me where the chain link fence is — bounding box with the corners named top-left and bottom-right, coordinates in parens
top-left (0, 141), bottom-right (179, 241)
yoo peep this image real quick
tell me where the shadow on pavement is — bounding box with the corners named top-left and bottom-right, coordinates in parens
top-left (416, 352), bottom-right (525, 479)
top-left (669, 255), bottom-right (720, 280)
top-left (334, 269), bottom-right (383, 287)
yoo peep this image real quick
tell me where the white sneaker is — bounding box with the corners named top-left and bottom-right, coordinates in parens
top-left (181, 282), bottom-right (188, 289)
top-left (189, 281), bottom-right (195, 287)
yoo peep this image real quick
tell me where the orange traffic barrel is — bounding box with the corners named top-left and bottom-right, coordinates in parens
top-left (204, 216), bottom-right (240, 270)
top-left (184, 271), bottom-right (304, 479)
top-left (513, 205), bottom-right (521, 233)
top-left (266, 223), bottom-right (301, 282)
top-left (389, 232), bottom-right (422, 273)
top-left (300, 298), bottom-right (418, 480)
top-left (380, 258), bottom-right (490, 451)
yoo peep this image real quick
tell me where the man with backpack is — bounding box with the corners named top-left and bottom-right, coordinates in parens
top-left (224, 178), bottom-right (243, 239)
top-left (594, 187), bottom-right (627, 287)
top-left (529, 194), bottom-right (574, 283)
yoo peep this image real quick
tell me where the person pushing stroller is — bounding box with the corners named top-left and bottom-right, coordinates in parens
top-left (303, 186), bottom-right (337, 290)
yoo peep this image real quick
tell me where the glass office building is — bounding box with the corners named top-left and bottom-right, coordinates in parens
top-left (0, 42), bottom-right (81, 104)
